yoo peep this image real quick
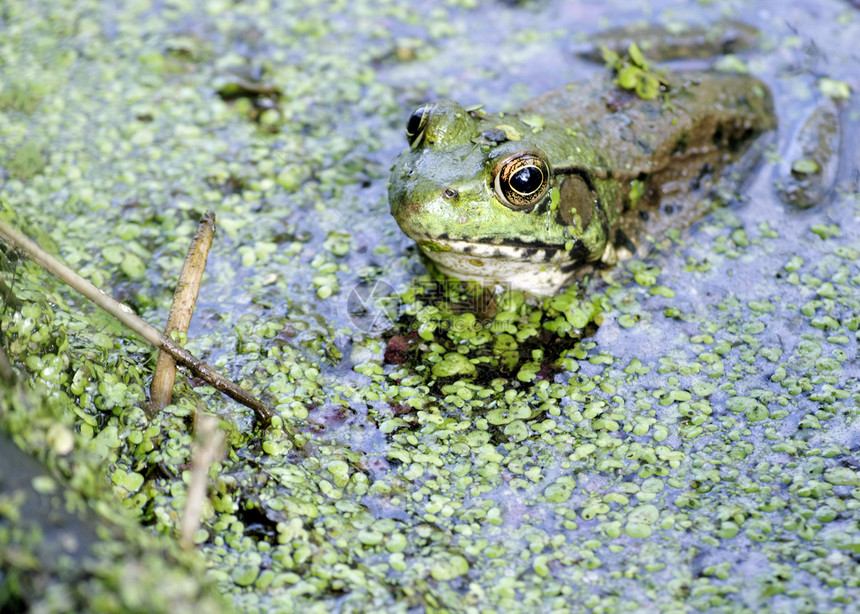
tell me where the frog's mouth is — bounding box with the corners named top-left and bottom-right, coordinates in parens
top-left (413, 235), bottom-right (579, 295)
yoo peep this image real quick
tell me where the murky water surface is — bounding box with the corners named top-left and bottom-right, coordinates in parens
top-left (1, 0), bottom-right (859, 611)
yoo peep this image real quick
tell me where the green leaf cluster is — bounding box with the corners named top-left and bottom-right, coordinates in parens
top-left (601, 42), bottom-right (668, 100)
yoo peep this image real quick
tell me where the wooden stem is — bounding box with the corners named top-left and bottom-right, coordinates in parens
top-left (179, 413), bottom-right (224, 549)
top-left (0, 218), bottom-right (276, 425)
top-left (149, 211), bottom-right (216, 414)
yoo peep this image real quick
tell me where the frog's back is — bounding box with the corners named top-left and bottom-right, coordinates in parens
top-left (525, 70), bottom-right (775, 183)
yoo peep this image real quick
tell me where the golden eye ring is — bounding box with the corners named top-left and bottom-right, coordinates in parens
top-left (492, 151), bottom-right (551, 210)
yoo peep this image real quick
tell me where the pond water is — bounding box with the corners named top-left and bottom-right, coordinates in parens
top-left (1, 0), bottom-right (859, 612)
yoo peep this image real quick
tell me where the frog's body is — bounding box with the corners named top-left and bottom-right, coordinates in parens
top-left (389, 65), bottom-right (776, 294)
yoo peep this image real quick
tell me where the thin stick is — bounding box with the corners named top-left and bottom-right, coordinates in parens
top-left (149, 211), bottom-right (216, 415)
top-left (179, 413), bottom-right (224, 550)
top-left (0, 219), bottom-right (276, 424)
top-left (0, 276), bottom-right (23, 310)
top-left (0, 345), bottom-right (14, 383)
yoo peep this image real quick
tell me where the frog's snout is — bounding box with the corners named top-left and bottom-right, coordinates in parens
top-left (390, 193), bottom-right (421, 221)
top-left (388, 173), bottom-right (424, 233)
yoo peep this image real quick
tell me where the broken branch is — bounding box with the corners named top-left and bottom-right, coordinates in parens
top-left (149, 211), bottom-right (217, 415)
top-left (0, 218), bottom-right (276, 425)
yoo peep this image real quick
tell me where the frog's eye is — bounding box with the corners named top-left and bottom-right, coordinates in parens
top-left (405, 105), bottom-right (432, 148)
top-left (493, 152), bottom-right (550, 210)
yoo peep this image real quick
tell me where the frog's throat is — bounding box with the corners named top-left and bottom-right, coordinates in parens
top-left (417, 237), bottom-right (576, 295)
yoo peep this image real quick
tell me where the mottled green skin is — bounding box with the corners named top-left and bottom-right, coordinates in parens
top-left (389, 69), bottom-right (775, 293)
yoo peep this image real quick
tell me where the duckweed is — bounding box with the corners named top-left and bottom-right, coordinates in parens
top-left (2, 0), bottom-right (860, 613)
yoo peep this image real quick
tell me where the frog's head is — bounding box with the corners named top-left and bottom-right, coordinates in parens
top-left (388, 99), bottom-right (615, 293)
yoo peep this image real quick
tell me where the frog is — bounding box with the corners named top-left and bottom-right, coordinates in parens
top-left (388, 25), bottom-right (779, 295)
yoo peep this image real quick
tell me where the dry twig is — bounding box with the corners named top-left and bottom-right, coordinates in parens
top-left (0, 219), bottom-right (276, 425)
top-left (149, 211), bottom-right (216, 415)
top-left (0, 345), bottom-right (15, 383)
top-left (179, 413), bottom-right (225, 549)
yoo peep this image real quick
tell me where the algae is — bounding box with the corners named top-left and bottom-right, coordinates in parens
top-left (1, 0), bottom-right (859, 612)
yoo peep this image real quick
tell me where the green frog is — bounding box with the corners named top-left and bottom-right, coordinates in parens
top-left (388, 29), bottom-right (778, 295)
